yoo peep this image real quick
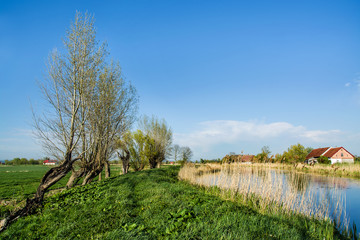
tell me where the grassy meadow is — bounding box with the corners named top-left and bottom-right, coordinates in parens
top-left (0, 165), bottom-right (351, 239)
top-left (0, 164), bottom-right (123, 218)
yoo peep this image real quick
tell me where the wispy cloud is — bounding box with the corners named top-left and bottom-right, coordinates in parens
top-left (174, 120), bottom-right (344, 159)
top-left (0, 128), bottom-right (42, 159)
top-left (345, 82), bottom-right (351, 87)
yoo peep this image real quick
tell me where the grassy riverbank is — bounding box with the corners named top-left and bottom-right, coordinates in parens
top-left (0, 166), bottom-right (348, 239)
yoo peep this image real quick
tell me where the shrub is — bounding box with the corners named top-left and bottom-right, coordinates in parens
top-left (318, 156), bottom-right (331, 164)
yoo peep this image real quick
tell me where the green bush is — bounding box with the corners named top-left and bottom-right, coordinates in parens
top-left (318, 156), bottom-right (331, 164)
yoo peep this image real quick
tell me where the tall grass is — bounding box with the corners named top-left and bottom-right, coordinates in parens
top-left (179, 163), bottom-right (349, 233)
top-left (235, 162), bottom-right (360, 178)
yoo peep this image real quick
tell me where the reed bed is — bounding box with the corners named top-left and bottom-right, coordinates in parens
top-left (179, 163), bottom-right (349, 232)
top-left (228, 162), bottom-right (360, 178)
top-left (192, 162), bottom-right (360, 178)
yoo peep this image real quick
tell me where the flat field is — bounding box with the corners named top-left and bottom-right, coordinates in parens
top-left (0, 165), bottom-right (65, 200)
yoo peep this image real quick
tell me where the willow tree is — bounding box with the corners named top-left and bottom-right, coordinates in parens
top-left (139, 116), bottom-right (172, 168)
top-left (80, 63), bottom-right (137, 185)
top-left (0, 12), bottom-right (137, 231)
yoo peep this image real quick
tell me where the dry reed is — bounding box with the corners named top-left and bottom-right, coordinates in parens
top-left (179, 163), bottom-right (348, 231)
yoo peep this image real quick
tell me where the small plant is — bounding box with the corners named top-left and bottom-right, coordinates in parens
top-left (165, 208), bottom-right (197, 236)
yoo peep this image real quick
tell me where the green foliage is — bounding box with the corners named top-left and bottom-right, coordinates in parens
top-left (306, 147), bottom-right (314, 154)
top-left (127, 130), bottom-right (150, 171)
top-left (201, 158), bottom-right (221, 164)
top-left (256, 146), bottom-right (271, 163)
top-left (4, 157), bottom-right (42, 165)
top-left (318, 156), bottom-right (331, 164)
top-left (274, 153), bottom-right (285, 163)
top-left (283, 143), bottom-right (308, 163)
top-left (139, 115), bottom-right (173, 168)
top-left (0, 166), bottom-right (349, 239)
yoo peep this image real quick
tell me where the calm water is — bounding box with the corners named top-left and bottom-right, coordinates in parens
top-left (197, 168), bottom-right (360, 232)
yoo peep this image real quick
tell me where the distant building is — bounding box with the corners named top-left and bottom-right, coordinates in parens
top-left (43, 159), bottom-right (58, 166)
top-left (223, 154), bottom-right (255, 163)
top-left (306, 147), bottom-right (354, 164)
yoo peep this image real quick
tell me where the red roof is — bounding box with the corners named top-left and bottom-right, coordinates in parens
top-left (241, 155), bottom-right (255, 162)
top-left (323, 147), bottom-right (342, 158)
top-left (305, 147), bottom-right (329, 160)
top-left (306, 147), bottom-right (355, 159)
top-left (43, 160), bottom-right (58, 163)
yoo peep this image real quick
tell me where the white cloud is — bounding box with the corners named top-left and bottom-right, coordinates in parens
top-left (174, 120), bottom-right (344, 159)
top-left (345, 82), bottom-right (351, 87)
top-left (0, 128), bottom-right (42, 159)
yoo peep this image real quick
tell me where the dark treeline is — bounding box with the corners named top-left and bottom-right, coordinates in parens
top-left (199, 158), bottom-right (221, 164)
top-left (3, 157), bottom-right (48, 165)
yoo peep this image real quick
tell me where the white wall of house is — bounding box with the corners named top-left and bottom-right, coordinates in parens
top-left (43, 162), bottom-right (56, 165)
top-left (330, 158), bottom-right (354, 164)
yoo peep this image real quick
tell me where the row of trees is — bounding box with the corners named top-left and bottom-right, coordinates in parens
top-left (220, 144), bottom-right (329, 164)
top-left (3, 158), bottom-right (50, 165)
top-left (1, 12), bottom-right (138, 231)
top-left (1, 12), bottom-right (193, 231)
top-left (115, 124), bottom-right (193, 172)
top-left (254, 144), bottom-right (314, 163)
top-left (168, 144), bottom-right (193, 165)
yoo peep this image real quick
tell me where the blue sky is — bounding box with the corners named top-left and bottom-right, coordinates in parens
top-left (1, 0), bottom-right (360, 160)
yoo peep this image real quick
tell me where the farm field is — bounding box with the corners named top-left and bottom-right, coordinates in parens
top-left (0, 166), bottom-right (346, 239)
top-left (0, 165), bottom-right (123, 200)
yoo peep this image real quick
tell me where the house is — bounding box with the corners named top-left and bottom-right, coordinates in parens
top-left (222, 154), bottom-right (255, 163)
top-left (43, 159), bottom-right (58, 166)
top-left (305, 147), bottom-right (354, 164)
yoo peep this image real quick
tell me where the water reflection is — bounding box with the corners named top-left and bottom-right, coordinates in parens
top-left (195, 167), bottom-right (359, 232)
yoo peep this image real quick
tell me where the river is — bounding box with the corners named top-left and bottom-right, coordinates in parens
top-left (196, 167), bottom-right (360, 233)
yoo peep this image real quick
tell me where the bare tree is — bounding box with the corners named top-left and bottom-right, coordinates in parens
top-left (80, 62), bottom-right (137, 185)
top-left (0, 12), bottom-right (138, 231)
top-left (180, 146), bottom-right (193, 164)
top-left (171, 144), bottom-right (181, 162)
top-left (0, 12), bottom-right (106, 231)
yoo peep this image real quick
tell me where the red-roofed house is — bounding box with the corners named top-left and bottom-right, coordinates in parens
top-left (305, 147), bottom-right (354, 164)
top-left (43, 159), bottom-right (58, 166)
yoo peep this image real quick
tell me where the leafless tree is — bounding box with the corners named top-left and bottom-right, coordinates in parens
top-left (180, 146), bottom-right (193, 164)
top-left (0, 12), bottom-right (104, 231)
top-left (80, 62), bottom-right (137, 185)
top-left (171, 144), bottom-right (181, 162)
top-left (0, 12), bottom-right (137, 231)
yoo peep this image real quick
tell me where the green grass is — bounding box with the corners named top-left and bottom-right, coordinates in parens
top-left (0, 165), bottom-right (69, 200)
top-left (0, 164), bottom-right (124, 200)
top-left (0, 164), bottom-right (123, 218)
top-left (0, 166), bottom-right (346, 239)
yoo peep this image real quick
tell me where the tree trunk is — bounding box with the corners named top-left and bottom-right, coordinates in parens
top-left (149, 160), bottom-right (157, 169)
top-left (156, 162), bottom-right (161, 168)
top-left (66, 167), bottom-right (86, 188)
top-left (118, 149), bottom-right (130, 175)
top-left (82, 165), bottom-right (104, 185)
top-left (0, 154), bottom-right (75, 232)
top-left (122, 159), bottom-right (129, 175)
top-left (104, 161), bottom-right (110, 178)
